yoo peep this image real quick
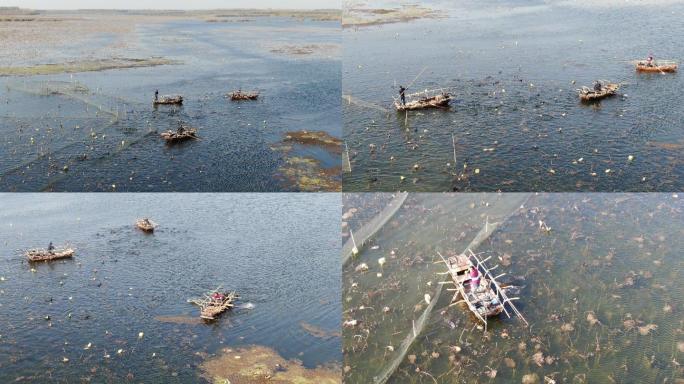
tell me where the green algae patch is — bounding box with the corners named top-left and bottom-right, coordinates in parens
top-left (279, 157), bottom-right (342, 192)
top-left (283, 130), bottom-right (342, 153)
top-left (0, 57), bottom-right (179, 76)
top-left (200, 345), bottom-right (340, 384)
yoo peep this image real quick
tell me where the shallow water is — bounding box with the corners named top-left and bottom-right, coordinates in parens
top-left (0, 17), bottom-right (340, 191)
top-left (343, 193), bottom-right (683, 383)
top-left (0, 193), bottom-right (340, 382)
top-left (343, 1), bottom-right (684, 192)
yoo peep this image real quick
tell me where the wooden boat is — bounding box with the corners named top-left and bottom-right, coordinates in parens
top-left (229, 90), bottom-right (259, 101)
top-left (189, 287), bottom-right (238, 320)
top-left (26, 247), bottom-right (75, 262)
top-left (135, 218), bottom-right (156, 232)
top-left (578, 83), bottom-right (619, 102)
top-left (394, 89), bottom-right (452, 111)
top-left (636, 61), bottom-right (678, 73)
top-left (153, 95), bottom-right (183, 105)
top-left (438, 249), bottom-right (527, 331)
top-left (160, 126), bottom-right (198, 142)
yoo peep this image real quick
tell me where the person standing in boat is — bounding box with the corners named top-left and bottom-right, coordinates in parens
top-left (646, 55), bottom-right (654, 67)
top-left (47, 242), bottom-right (55, 253)
top-left (469, 266), bottom-right (481, 292)
top-left (154, 89), bottom-right (159, 102)
top-left (593, 81), bottom-right (602, 92)
top-left (399, 85), bottom-right (406, 105)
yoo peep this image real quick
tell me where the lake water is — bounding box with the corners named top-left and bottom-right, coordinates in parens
top-left (343, 1), bottom-right (684, 192)
top-left (0, 193), bottom-right (340, 382)
top-left (343, 193), bottom-right (683, 383)
top-left (0, 16), bottom-right (340, 191)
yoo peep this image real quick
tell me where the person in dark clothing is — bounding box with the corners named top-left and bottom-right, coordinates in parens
top-left (593, 81), bottom-right (602, 92)
top-left (399, 86), bottom-right (406, 105)
top-left (47, 242), bottom-right (54, 253)
top-left (154, 90), bottom-right (159, 101)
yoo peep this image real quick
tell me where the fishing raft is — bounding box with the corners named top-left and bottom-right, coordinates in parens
top-left (636, 61), bottom-right (678, 73)
top-left (229, 90), bottom-right (259, 101)
top-left (160, 126), bottom-right (198, 142)
top-left (578, 82), bottom-right (619, 102)
top-left (189, 287), bottom-right (239, 320)
top-left (438, 249), bottom-right (527, 332)
top-left (135, 218), bottom-right (156, 232)
top-left (153, 95), bottom-right (183, 105)
top-left (394, 89), bottom-right (452, 111)
top-left (26, 247), bottom-right (75, 262)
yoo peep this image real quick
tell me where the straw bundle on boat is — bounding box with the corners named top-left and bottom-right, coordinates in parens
top-left (25, 247), bottom-right (75, 262)
top-left (189, 287), bottom-right (239, 320)
top-left (578, 83), bottom-right (619, 102)
top-left (229, 90), bottom-right (259, 101)
top-left (160, 126), bottom-right (198, 142)
top-left (135, 218), bottom-right (156, 232)
top-left (153, 95), bottom-right (183, 105)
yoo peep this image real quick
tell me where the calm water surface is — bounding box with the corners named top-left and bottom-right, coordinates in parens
top-left (0, 193), bottom-right (340, 382)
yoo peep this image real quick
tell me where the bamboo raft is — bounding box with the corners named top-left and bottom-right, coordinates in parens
top-left (160, 126), bottom-right (198, 142)
top-left (438, 249), bottom-right (527, 332)
top-left (229, 90), bottom-right (259, 101)
top-left (189, 287), bottom-right (238, 320)
top-left (636, 61), bottom-right (678, 73)
top-left (578, 83), bottom-right (619, 102)
top-left (26, 247), bottom-right (75, 262)
top-left (394, 89), bottom-right (452, 111)
top-left (135, 218), bottom-right (156, 232)
top-left (153, 95), bottom-right (183, 105)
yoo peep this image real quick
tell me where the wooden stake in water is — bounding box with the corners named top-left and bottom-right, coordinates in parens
top-left (350, 228), bottom-right (359, 255)
top-left (344, 141), bottom-right (352, 173)
top-left (452, 133), bottom-right (457, 172)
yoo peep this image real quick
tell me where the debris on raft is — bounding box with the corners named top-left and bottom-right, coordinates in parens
top-left (229, 90), bottom-right (259, 100)
top-left (160, 125), bottom-right (198, 142)
top-left (25, 247), bottom-right (75, 262)
top-left (153, 95), bottom-right (183, 105)
top-left (394, 89), bottom-right (452, 111)
top-left (578, 82), bottom-right (619, 102)
top-left (135, 218), bottom-right (156, 232)
top-left (188, 287), bottom-right (238, 320)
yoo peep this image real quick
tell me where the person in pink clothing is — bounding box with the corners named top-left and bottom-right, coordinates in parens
top-left (469, 266), bottom-right (481, 291)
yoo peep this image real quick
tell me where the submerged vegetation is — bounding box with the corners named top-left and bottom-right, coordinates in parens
top-left (343, 193), bottom-right (683, 383)
top-left (342, 4), bottom-right (441, 28)
top-left (272, 131), bottom-right (342, 191)
top-left (200, 345), bottom-right (340, 384)
top-left (0, 57), bottom-right (178, 76)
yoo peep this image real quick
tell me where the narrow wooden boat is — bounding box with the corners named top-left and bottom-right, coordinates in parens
top-left (26, 247), bottom-right (75, 262)
top-left (160, 126), bottom-right (198, 142)
top-left (438, 249), bottom-right (527, 331)
top-left (636, 62), bottom-right (678, 73)
top-left (189, 287), bottom-right (238, 320)
top-left (153, 95), bottom-right (183, 105)
top-left (578, 83), bottom-right (619, 102)
top-left (394, 89), bottom-right (452, 111)
top-left (135, 218), bottom-right (156, 232)
top-left (229, 90), bottom-right (259, 101)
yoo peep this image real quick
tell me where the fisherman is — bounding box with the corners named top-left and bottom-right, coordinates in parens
top-left (646, 55), bottom-right (654, 67)
top-left (593, 81), bottom-right (602, 92)
top-left (47, 242), bottom-right (55, 253)
top-left (212, 292), bottom-right (224, 302)
top-left (399, 85), bottom-right (406, 105)
top-left (469, 266), bottom-right (481, 292)
top-left (154, 89), bottom-right (159, 102)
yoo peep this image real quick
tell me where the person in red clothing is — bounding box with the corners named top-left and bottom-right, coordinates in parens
top-left (469, 266), bottom-right (481, 292)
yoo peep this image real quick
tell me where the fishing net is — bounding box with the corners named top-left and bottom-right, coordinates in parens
top-left (342, 193), bottom-right (530, 384)
top-left (0, 79), bottom-right (185, 190)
